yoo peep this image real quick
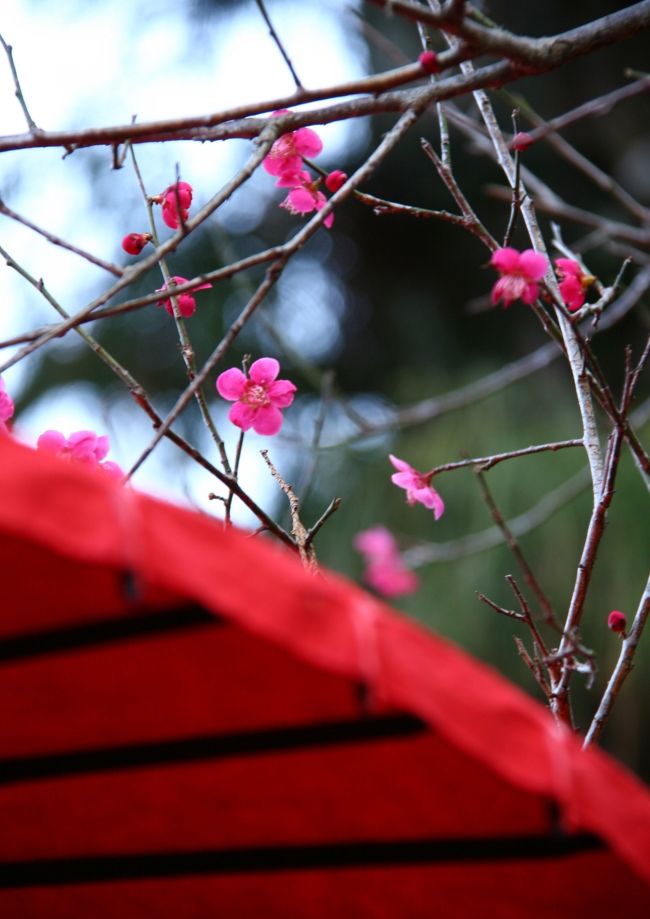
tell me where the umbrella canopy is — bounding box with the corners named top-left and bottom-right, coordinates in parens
top-left (1, 436), bottom-right (649, 917)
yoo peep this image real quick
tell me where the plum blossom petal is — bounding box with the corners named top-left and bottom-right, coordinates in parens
top-left (249, 358), bottom-right (280, 385)
top-left (389, 454), bottom-right (445, 520)
top-left (216, 367), bottom-right (247, 401)
top-left (216, 357), bottom-right (296, 436)
top-left (229, 402), bottom-right (257, 432)
top-left (490, 247), bottom-right (549, 308)
top-left (251, 404), bottom-right (283, 436)
top-left (267, 380), bottom-right (297, 407)
top-left (37, 430), bottom-right (67, 453)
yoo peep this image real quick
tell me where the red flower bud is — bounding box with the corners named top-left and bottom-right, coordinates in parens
top-left (325, 170), bottom-right (348, 193)
top-left (607, 610), bottom-right (627, 634)
top-left (418, 51), bottom-right (440, 75)
top-left (121, 233), bottom-right (151, 256)
top-left (511, 132), bottom-right (534, 152)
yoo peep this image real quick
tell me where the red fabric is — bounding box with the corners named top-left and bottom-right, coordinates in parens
top-left (1, 436), bottom-right (649, 916)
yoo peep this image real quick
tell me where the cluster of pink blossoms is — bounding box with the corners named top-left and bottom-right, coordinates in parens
top-left (122, 181), bottom-right (194, 257)
top-left (0, 378), bottom-right (14, 436)
top-left (216, 357), bottom-right (296, 436)
top-left (262, 111), bottom-right (347, 229)
top-left (37, 430), bottom-right (122, 478)
top-left (490, 247), bottom-right (592, 312)
top-left (354, 526), bottom-right (418, 597)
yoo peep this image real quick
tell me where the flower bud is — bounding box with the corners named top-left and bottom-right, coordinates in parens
top-left (608, 610), bottom-right (627, 635)
top-left (511, 132), bottom-right (534, 152)
top-left (122, 233), bottom-right (151, 256)
top-left (325, 170), bottom-right (347, 193)
top-left (418, 51), bottom-right (440, 74)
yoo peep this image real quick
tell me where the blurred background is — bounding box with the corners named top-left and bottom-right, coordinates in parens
top-left (1, 0), bottom-right (649, 776)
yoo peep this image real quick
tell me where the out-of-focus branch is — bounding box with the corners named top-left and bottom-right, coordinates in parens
top-left (0, 199), bottom-right (123, 276)
top-left (367, 0), bottom-right (650, 70)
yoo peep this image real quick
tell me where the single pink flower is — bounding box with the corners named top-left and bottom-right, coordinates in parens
top-left (279, 171), bottom-right (334, 228)
top-left (37, 429), bottom-right (123, 477)
top-left (389, 454), bottom-right (445, 519)
top-left (216, 357), bottom-right (296, 436)
top-left (325, 170), bottom-right (348, 193)
top-left (490, 247), bottom-right (548, 308)
top-left (122, 232), bottom-right (151, 256)
top-left (0, 377), bottom-right (15, 435)
top-left (354, 526), bottom-right (419, 597)
top-left (555, 258), bottom-right (590, 312)
top-left (608, 610), bottom-right (627, 635)
top-left (157, 276), bottom-right (212, 318)
top-left (263, 111), bottom-right (323, 182)
top-left (418, 50), bottom-right (440, 74)
top-left (160, 181), bottom-right (193, 229)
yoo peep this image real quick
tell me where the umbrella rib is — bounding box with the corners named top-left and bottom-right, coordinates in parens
top-left (0, 714), bottom-right (426, 785)
top-left (0, 835), bottom-right (604, 887)
top-left (0, 604), bottom-right (221, 663)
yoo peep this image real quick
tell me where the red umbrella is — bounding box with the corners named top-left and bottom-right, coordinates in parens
top-left (1, 436), bottom-right (649, 917)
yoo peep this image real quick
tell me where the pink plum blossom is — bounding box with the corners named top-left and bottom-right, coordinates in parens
top-left (216, 357), bottom-right (296, 436)
top-left (122, 233), bottom-right (151, 256)
top-left (354, 526), bottom-right (419, 597)
top-left (157, 276), bottom-right (213, 318)
top-left (325, 170), bottom-right (348, 193)
top-left (389, 454), bottom-right (445, 519)
top-left (279, 171), bottom-right (334, 228)
top-left (418, 50), bottom-right (440, 74)
top-left (160, 181), bottom-right (193, 229)
top-left (0, 377), bottom-right (14, 435)
top-left (608, 610), bottom-right (627, 635)
top-left (263, 111), bottom-right (323, 182)
top-left (37, 429), bottom-right (123, 478)
top-left (490, 247), bottom-right (548, 308)
top-left (511, 131), bottom-right (534, 152)
top-left (555, 258), bottom-right (589, 312)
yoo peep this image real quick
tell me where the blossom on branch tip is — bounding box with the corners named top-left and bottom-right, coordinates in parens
top-left (121, 233), bottom-right (151, 256)
top-left (608, 610), bottom-right (627, 635)
top-left (354, 526), bottom-right (419, 597)
top-left (263, 111), bottom-right (323, 182)
top-left (389, 454), bottom-right (445, 519)
top-left (279, 171), bottom-right (334, 228)
top-left (160, 181), bottom-right (193, 229)
top-left (511, 132), bottom-right (534, 152)
top-left (216, 357), bottom-right (296, 436)
top-left (0, 377), bottom-right (14, 435)
top-left (418, 50), bottom-right (440, 74)
top-left (37, 429), bottom-right (123, 478)
top-left (490, 247), bottom-right (548, 308)
top-left (555, 258), bottom-right (592, 312)
top-left (157, 276), bottom-right (212, 318)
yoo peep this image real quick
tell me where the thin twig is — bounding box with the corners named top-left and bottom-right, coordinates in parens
top-left (261, 449), bottom-right (317, 570)
top-left (255, 0), bottom-right (303, 90)
top-left (0, 34), bottom-right (40, 132)
top-left (583, 573), bottom-right (650, 746)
